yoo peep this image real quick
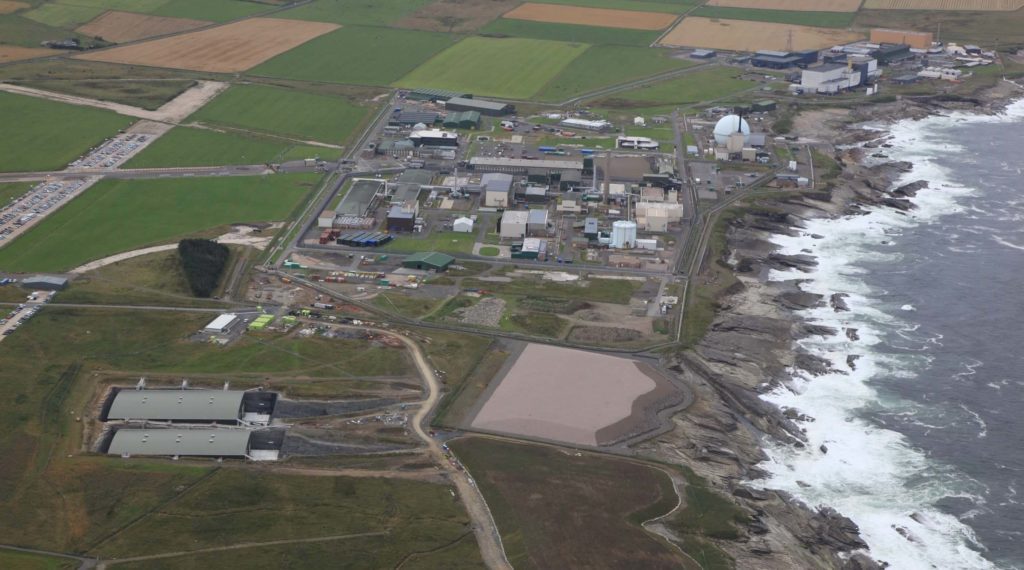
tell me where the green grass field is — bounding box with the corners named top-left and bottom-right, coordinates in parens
top-left (594, 66), bottom-right (753, 115)
top-left (692, 6), bottom-right (854, 28)
top-left (537, 45), bottom-right (694, 102)
top-left (537, 0), bottom-right (697, 13)
top-left (0, 183), bottom-right (31, 205)
top-left (23, 3), bottom-right (105, 28)
top-left (278, 0), bottom-right (432, 26)
top-left (124, 126), bottom-right (332, 168)
top-left (152, 0), bottom-right (271, 22)
top-left (380, 232), bottom-right (476, 255)
top-left (188, 83), bottom-right (369, 145)
top-left (398, 36), bottom-right (589, 99)
top-left (450, 437), bottom-right (692, 570)
top-left (461, 276), bottom-right (641, 304)
top-left (0, 13), bottom-right (88, 46)
top-left (480, 18), bottom-right (662, 47)
top-left (0, 550), bottom-right (75, 569)
top-left (18, 79), bottom-right (195, 110)
top-left (0, 174), bottom-right (317, 272)
top-left (0, 91), bottom-right (133, 172)
top-left (250, 26), bottom-right (455, 86)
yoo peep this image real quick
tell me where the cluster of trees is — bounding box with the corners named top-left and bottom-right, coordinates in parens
top-left (178, 239), bottom-right (229, 297)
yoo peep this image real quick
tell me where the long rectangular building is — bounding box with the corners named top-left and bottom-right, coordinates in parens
top-left (103, 428), bottom-right (284, 461)
top-left (469, 157), bottom-right (583, 175)
top-left (102, 389), bottom-right (277, 424)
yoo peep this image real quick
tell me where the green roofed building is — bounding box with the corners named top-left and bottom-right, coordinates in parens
top-left (443, 111), bottom-right (481, 130)
top-left (402, 251), bottom-right (454, 272)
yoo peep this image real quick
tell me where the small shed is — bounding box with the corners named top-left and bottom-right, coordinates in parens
top-left (453, 217), bottom-right (474, 233)
top-left (402, 252), bottom-right (455, 272)
top-left (317, 210), bottom-right (336, 228)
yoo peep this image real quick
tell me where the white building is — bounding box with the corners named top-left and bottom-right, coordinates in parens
top-left (918, 67), bottom-right (962, 81)
top-left (801, 63), bottom-right (862, 94)
top-left (713, 115), bottom-right (750, 146)
top-left (560, 118), bottom-right (613, 132)
top-left (205, 313), bottom-right (238, 333)
top-left (317, 210), bottom-right (336, 228)
top-left (453, 216), bottom-right (474, 233)
top-left (633, 116), bottom-right (646, 126)
top-left (500, 210), bottom-right (529, 239)
top-left (636, 203), bottom-right (684, 232)
top-left (616, 136), bottom-right (659, 150)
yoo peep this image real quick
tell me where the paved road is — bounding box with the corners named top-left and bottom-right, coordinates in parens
top-left (0, 165), bottom-right (274, 183)
top-left (0, 302), bottom-right (252, 314)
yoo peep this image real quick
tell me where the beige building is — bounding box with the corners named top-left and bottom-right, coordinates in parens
top-left (636, 202), bottom-right (684, 232)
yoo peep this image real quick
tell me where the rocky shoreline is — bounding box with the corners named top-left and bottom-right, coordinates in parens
top-left (639, 83), bottom-right (1023, 569)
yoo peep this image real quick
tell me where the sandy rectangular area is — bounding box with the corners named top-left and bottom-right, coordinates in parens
top-left (0, 46), bottom-right (58, 64)
top-left (470, 344), bottom-right (658, 446)
top-left (504, 3), bottom-right (678, 30)
top-left (864, 0), bottom-right (1024, 9)
top-left (75, 18), bottom-right (339, 73)
top-left (0, 0), bottom-right (27, 14)
top-left (660, 17), bottom-right (864, 52)
top-left (707, 0), bottom-right (862, 11)
top-left (77, 11), bottom-right (211, 43)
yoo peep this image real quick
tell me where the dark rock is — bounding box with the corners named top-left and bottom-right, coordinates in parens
top-left (814, 507), bottom-right (869, 551)
top-left (795, 352), bottom-right (833, 376)
top-left (797, 480), bottom-right (812, 488)
top-left (734, 487), bottom-right (773, 501)
top-left (797, 324), bottom-right (838, 338)
top-left (844, 553), bottom-right (888, 570)
top-left (880, 197), bottom-right (914, 211)
top-left (892, 179), bottom-right (928, 198)
top-left (778, 291), bottom-right (824, 310)
top-left (830, 293), bottom-right (850, 312)
top-left (767, 253), bottom-right (819, 272)
top-left (810, 234), bottom-right (825, 239)
top-left (847, 354), bottom-right (861, 370)
top-left (845, 328), bottom-right (860, 341)
top-left (750, 541), bottom-right (773, 555)
top-left (819, 444), bottom-right (829, 454)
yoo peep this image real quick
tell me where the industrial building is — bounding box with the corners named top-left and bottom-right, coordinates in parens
top-left (317, 210), bottom-right (336, 228)
top-left (800, 63), bottom-right (863, 94)
top-left (636, 202), bottom-right (684, 232)
top-left (21, 275), bottom-right (67, 290)
top-left (713, 115), bottom-right (750, 147)
top-left (469, 157), bottom-right (584, 176)
top-left (402, 251), bottom-right (454, 272)
top-left (616, 136), bottom-right (659, 150)
top-left (560, 118), bottom-right (613, 132)
top-left (511, 238), bottom-right (546, 260)
top-left (386, 182), bottom-right (421, 232)
top-left (205, 313), bottom-right (238, 333)
top-left (445, 96), bottom-right (514, 116)
top-left (406, 88), bottom-right (469, 102)
top-left (751, 50), bottom-right (818, 69)
top-left (499, 210), bottom-right (529, 239)
top-left (443, 111), bottom-right (481, 129)
top-left (584, 217), bottom-right (599, 239)
top-left (610, 221), bottom-right (638, 249)
top-left (527, 209), bottom-right (548, 236)
top-left (103, 427), bottom-right (283, 460)
top-left (482, 173), bottom-right (513, 208)
top-left (691, 49), bottom-right (716, 59)
top-left (390, 111), bottom-right (441, 127)
top-left (335, 178), bottom-right (386, 220)
top-left (101, 388), bottom-right (278, 425)
top-left (409, 129), bottom-right (458, 147)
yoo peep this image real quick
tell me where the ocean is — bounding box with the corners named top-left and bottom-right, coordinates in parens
top-left (754, 99), bottom-right (1024, 569)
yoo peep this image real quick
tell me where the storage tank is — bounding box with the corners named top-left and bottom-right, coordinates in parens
top-left (611, 220), bottom-right (637, 249)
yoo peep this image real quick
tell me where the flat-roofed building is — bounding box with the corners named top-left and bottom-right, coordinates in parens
top-left (527, 209), bottom-right (548, 236)
top-left (204, 313), bottom-right (238, 333)
top-left (500, 210), bottom-right (529, 239)
top-left (469, 157), bottom-right (584, 176)
top-left (445, 97), bottom-right (513, 116)
top-left (21, 275), bottom-right (67, 290)
top-left (482, 173), bottom-right (513, 208)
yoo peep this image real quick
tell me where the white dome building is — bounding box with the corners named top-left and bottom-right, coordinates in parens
top-left (713, 115), bottom-right (750, 146)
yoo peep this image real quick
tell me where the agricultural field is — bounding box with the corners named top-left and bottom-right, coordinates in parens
top-left (187, 84), bottom-right (370, 145)
top-left (123, 126), bottom-right (334, 169)
top-left (151, 0), bottom-right (275, 21)
top-left (450, 437), bottom-right (691, 570)
top-left (691, 6), bottom-right (856, 27)
top-left (708, 0), bottom-right (862, 10)
top-left (397, 36), bottom-right (589, 99)
top-left (0, 1), bottom-right (28, 15)
top-left (660, 16), bottom-right (864, 51)
top-left (0, 12), bottom-right (91, 46)
top-left (503, 2), bottom-right (678, 30)
top-left (0, 90), bottom-right (132, 172)
top-left (536, 45), bottom-right (695, 102)
top-left (17, 78), bottom-right (196, 110)
top-left (0, 45), bottom-right (55, 64)
top-left (863, 0), bottom-right (1024, 8)
top-left (251, 26), bottom-right (456, 86)
top-left (76, 11), bottom-right (209, 43)
top-left (481, 16), bottom-right (663, 46)
top-left (278, 0), bottom-right (431, 26)
top-left (379, 232), bottom-right (477, 254)
top-left (538, 0), bottom-right (697, 13)
top-left (0, 549), bottom-right (74, 569)
top-left (76, 18), bottom-right (339, 73)
top-left (0, 174), bottom-right (317, 272)
top-left (24, 3), bottom-right (105, 27)
top-left (854, 9), bottom-right (1024, 43)
top-left (395, 0), bottom-right (521, 33)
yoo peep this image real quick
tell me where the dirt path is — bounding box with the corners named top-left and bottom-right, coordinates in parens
top-left (98, 531), bottom-right (390, 567)
top-left (0, 80), bottom-right (228, 123)
top-left (68, 226), bottom-right (276, 274)
top-left (385, 328), bottom-right (513, 570)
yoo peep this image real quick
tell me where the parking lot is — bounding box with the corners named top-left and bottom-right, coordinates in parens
top-left (67, 120), bottom-right (169, 171)
top-left (0, 289), bottom-right (52, 342)
top-left (0, 178), bottom-right (96, 243)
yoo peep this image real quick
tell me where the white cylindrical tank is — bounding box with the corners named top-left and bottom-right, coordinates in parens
top-left (611, 220), bottom-right (637, 249)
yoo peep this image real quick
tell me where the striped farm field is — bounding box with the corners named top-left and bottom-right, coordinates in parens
top-left (660, 16), bottom-right (863, 51)
top-left (503, 2), bottom-right (677, 30)
top-left (77, 11), bottom-right (210, 43)
top-left (0, 46), bottom-right (56, 64)
top-left (707, 0), bottom-right (862, 11)
top-left (864, 0), bottom-right (1024, 8)
top-left (76, 18), bottom-right (338, 72)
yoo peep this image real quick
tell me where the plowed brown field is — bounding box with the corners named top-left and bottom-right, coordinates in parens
top-left (864, 0), bottom-right (1024, 9)
top-left (77, 11), bottom-right (210, 43)
top-left (708, 0), bottom-right (863, 11)
top-left (0, 46), bottom-right (57, 63)
top-left (660, 17), bottom-right (864, 51)
top-left (75, 18), bottom-right (339, 73)
top-left (0, 1), bottom-right (27, 15)
top-left (504, 2), bottom-right (677, 30)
